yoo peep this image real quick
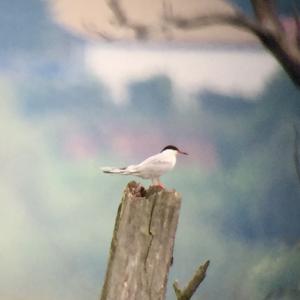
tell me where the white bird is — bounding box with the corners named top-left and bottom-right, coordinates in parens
top-left (101, 145), bottom-right (188, 187)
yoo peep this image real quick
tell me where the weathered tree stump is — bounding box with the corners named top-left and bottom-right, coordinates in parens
top-left (100, 181), bottom-right (181, 300)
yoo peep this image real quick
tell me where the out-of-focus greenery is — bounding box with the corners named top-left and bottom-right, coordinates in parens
top-left (1, 1), bottom-right (300, 298)
top-left (2, 65), bottom-right (300, 300)
top-left (197, 72), bottom-right (300, 243)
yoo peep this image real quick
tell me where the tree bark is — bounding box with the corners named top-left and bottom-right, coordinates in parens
top-left (100, 181), bottom-right (181, 300)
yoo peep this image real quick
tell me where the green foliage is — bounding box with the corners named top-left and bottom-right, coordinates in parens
top-left (3, 44), bottom-right (300, 300)
top-left (197, 71), bottom-right (300, 244)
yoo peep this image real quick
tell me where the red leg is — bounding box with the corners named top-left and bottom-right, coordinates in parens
top-left (151, 178), bottom-right (165, 189)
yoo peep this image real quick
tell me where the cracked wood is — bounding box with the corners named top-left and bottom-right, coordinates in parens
top-left (100, 181), bottom-right (181, 300)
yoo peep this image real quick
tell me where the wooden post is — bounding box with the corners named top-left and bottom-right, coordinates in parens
top-left (100, 181), bottom-right (181, 300)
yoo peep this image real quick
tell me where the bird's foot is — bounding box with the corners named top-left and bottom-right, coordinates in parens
top-left (158, 183), bottom-right (165, 189)
top-left (151, 183), bottom-right (165, 189)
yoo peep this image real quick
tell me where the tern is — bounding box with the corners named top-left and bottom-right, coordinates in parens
top-left (101, 145), bottom-right (188, 187)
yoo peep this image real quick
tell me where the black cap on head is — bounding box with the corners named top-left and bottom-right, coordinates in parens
top-left (161, 145), bottom-right (179, 152)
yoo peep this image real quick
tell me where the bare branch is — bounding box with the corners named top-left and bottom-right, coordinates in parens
top-left (250, 0), bottom-right (284, 35)
top-left (164, 3), bottom-right (300, 88)
top-left (165, 11), bottom-right (268, 38)
top-left (173, 260), bottom-right (210, 300)
top-left (106, 0), bottom-right (150, 39)
top-left (85, 0), bottom-right (300, 87)
top-left (82, 22), bottom-right (114, 41)
top-left (293, 125), bottom-right (300, 184)
top-left (107, 0), bottom-right (127, 26)
top-left (293, 1), bottom-right (300, 47)
top-left (160, 0), bottom-right (174, 40)
top-left (165, 0), bottom-right (284, 37)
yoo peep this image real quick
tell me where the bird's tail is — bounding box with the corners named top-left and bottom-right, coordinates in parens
top-left (101, 166), bottom-right (136, 175)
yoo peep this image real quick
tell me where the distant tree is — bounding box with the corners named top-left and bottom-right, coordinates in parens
top-left (165, 0), bottom-right (300, 87)
top-left (199, 71), bottom-right (300, 243)
top-left (96, 0), bottom-right (300, 88)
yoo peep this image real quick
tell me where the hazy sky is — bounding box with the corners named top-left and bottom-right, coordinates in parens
top-left (85, 44), bottom-right (279, 103)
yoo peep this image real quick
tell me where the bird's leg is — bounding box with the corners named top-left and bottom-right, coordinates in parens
top-left (151, 178), bottom-right (155, 186)
top-left (151, 177), bottom-right (164, 189)
top-left (157, 178), bottom-right (165, 189)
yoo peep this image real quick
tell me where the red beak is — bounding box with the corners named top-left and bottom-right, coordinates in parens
top-left (178, 150), bottom-right (188, 155)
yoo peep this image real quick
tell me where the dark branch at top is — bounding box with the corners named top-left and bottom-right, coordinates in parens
top-left (293, 0), bottom-right (300, 47)
top-left (164, 11), bottom-right (268, 40)
top-left (82, 22), bottom-right (114, 41)
top-left (250, 0), bottom-right (284, 35)
top-left (87, 0), bottom-right (300, 88)
top-left (293, 125), bottom-right (300, 184)
top-left (106, 0), bottom-right (150, 39)
top-left (163, 0), bottom-right (300, 88)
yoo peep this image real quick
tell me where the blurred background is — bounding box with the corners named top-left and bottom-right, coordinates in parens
top-left (1, 0), bottom-right (300, 299)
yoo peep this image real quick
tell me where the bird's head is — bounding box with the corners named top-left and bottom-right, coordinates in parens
top-left (160, 145), bottom-right (188, 156)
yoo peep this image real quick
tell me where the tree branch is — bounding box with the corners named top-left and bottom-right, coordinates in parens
top-left (293, 125), bottom-right (300, 184)
top-left (164, 2), bottom-right (300, 88)
top-left (293, 1), bottom-right (300, 47)
top-left (87, 0), bottom-right (300, 87)
top-left (82, 22), bottom-right (114, 41)
top-left (165, 11), bottom-right (270, 41)
top-left (106, 0), bottom-right (150, 39)
top-left (250, 0), bottom-right (284, 35)
top-left (173, 260), bottom-right (210, 300)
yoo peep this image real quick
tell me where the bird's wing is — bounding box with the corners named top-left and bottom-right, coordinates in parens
top-left (137, 152), bottom-right (168, 167)
top-left (135, 152), bottom-right (174, 175)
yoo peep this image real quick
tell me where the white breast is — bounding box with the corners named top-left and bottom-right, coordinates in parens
top-left (134, 150), bottom-right (177, 179)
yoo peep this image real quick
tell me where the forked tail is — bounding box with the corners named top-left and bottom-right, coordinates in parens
top-left (101, 166), bottom-right (135, 175)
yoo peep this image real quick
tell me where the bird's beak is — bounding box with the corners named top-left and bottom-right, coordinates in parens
top-left (178, 150), bottom-right (188, 155)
